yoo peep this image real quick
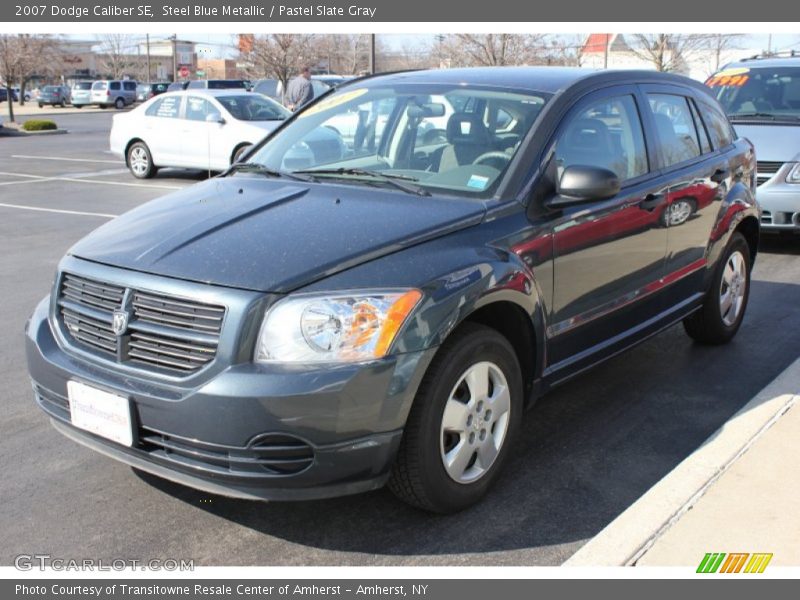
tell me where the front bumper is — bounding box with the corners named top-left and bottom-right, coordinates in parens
top-left (757, 163), bottom-right (800, 231)
top-left (26, 288), bottom-right (434, 501)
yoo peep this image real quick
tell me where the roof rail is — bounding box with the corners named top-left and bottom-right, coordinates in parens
top-left (740, 50), bottom-right (800, 62)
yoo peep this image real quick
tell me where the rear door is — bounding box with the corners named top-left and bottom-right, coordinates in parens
top-left (544, 85), bottom-right (671, 369)
top-left (123, 81), bottom-right (137, 104)
top-left (641, 84), bottom-right (736, 300)
top-left (142, 95), bottom-right (184, 165)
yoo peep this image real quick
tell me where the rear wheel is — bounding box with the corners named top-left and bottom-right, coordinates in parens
top-left (115, 98), bottom-right (125, 109)
top-left (127, 142), bottom-right (157, 179)
top-left (683, 232), bottom-right (751, 344)
top-left (388, 323), bottom-right (523, 513)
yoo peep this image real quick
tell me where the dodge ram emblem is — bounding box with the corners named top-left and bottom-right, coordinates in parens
top-left (111, 310), bottom-right (129, 336)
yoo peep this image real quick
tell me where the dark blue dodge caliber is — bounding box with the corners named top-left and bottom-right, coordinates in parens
top-left (26, 68), bottom-right (759, 513)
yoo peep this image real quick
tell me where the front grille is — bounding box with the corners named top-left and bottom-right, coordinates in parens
top-left (756, 161), bottom-right (784, 185)
top-left (57, 273), bottom-right (225, 375)
top-left (138, 429), bottom-right (314, 475)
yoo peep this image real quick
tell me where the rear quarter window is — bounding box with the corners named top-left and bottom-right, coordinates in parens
top-left (697, 99), bottom-right (734, 149)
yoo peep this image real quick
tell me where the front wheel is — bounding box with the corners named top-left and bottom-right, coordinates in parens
top-left (683, 232), bottom-right (751, 344)
top-left (127, 142), bottom-right (157, 179)
top-left (388, 323), bottom-right (523, 513)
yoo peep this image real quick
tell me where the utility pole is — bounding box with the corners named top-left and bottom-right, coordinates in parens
top-left (369, 34), bottom-right (376, 74)
top-left (146, 34), bottom-right (151, 82)
top-left (170, 34), bottom-right (177, 82)
top-left (604, 33), bottom-right (610, 69)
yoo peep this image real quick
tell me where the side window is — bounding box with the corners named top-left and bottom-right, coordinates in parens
top-left (555, 94), bottom-right (648, 182)
top-left (109, 82), bottom-right (120, 91)
top-left (647, 94), bottom-right (702, 167)
top-left (697, 99), bottom-right (734, 149)
top-left (688, 99), bottom-right (712, 154)
top-left (185, 96), bottom-right (217, 121)
top-left (123, 81), bottom-right (136, 91)
top-left (145, 95), bottom-right (181, 118)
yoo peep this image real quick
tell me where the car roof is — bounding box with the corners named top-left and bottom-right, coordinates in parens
top-left (724, 55), bottom-right (800, 70)
top-left (345, 66), bottom-right (705, 95)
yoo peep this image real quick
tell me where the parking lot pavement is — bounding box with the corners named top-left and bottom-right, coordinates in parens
top-left (1, 111), bottom-right (799, 566)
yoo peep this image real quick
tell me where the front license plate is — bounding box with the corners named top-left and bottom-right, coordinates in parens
top-left (67, 381), bottom-right (133, 447)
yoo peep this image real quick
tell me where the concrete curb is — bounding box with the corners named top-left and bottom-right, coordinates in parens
top-left (564, 357), bottom-right (800, 567)
top-left (0, 127), bottom-right (68, 137)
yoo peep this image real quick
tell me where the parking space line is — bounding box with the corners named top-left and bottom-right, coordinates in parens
top-left (11, 154), bottom-right (122, 165)
top-left (0, 170), bottom-right (184, 190)
top-left (0, 178), bottom-right (56, 186)
top-left (0, 203), bottom-right (117, 218)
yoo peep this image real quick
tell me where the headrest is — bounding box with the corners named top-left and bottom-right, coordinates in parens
top-left (446, 112), bottom-right (491, 145)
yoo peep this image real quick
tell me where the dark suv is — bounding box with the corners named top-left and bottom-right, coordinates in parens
top-left (26, 68), bottom-right (759, 513)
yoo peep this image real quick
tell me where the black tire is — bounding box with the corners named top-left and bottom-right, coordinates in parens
top-left (74, 105), bottom-right (82, 109)
top-left (388, 322), bottom-right (523, 513)
top-left (115, 98), bottom-right (125, 109)
top-left (127, 141), bottom-right (157, 179)
top-left (683, 232), bottom-right (751, 345)
top-left (38, 103), bottom-right (43, 108)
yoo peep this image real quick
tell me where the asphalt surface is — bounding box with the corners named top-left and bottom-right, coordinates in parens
top-left (1, 111), bottom-right (799, 566)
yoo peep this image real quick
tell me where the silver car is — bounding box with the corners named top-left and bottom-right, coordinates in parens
top-left (70, 81), bottom-right (93, 108)
top-left (707, 54), bottom-right (800, 233)
top-left (90, 80), bottom-right (138, 109)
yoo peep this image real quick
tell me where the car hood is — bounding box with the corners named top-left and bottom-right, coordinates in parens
top-left (732, 122), bottom-right (800, 162)
top-left (69, 177), bottom-right (486, 293)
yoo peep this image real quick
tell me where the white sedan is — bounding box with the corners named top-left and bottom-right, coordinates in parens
top-left (110, 90), bottom-right (290, 178)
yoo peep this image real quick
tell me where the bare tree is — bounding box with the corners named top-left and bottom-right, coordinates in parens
top-left (0, 34), bottom-right (60, 121)
top-left (433, 34), bottom-right (551, 68)
top-left (95, 34), bottom-right (138, 79)
top-left (238, 34), bottom-right (321, 91)
top-left (628, 34), bottom-right (712, 73)
top-left (704, 34), bottom-right (745, 74)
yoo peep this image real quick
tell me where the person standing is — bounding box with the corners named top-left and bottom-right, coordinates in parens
top-left (284, 66), bottom-right (313, 111)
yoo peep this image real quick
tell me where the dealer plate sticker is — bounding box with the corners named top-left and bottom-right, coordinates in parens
top-left (67, 381), bottom-right (133, 447)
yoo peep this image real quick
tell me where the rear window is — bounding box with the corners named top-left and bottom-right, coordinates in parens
top-left (73, 82), bottom-right (92, 91)
top-left (207, 80), bottom-right (247, 89)
top-left (43, 86), bottom-right (58, 92)
top-left (254, 80), bottom-right (279, 97)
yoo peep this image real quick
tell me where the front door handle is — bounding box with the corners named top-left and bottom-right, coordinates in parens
top-left (639, 193), bottom-right (664, 211)
top-left (711, 168), bottom-right (729, 183)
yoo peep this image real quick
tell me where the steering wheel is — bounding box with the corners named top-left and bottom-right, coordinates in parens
top-left (472, 151), bottom-right (511, 169)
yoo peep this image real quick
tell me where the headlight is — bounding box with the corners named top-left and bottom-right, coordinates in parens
top-left (255, 290), bottom-right (422, 364)
top-left (787, 163), bottom-right (800, 183)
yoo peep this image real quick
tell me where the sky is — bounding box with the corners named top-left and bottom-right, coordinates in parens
top-left (70, 33), bottom-right (800, 61)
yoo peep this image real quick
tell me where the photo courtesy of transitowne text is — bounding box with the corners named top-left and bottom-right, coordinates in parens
top-left (0, 0), bottom-right (799, 598)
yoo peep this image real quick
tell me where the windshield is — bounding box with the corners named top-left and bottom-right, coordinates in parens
top-left (246, 84), bottom-right (550, 197)
top-left (707, 66), bottom-right (800, 120)
top-left (217, 95), bottom-right (289, 121)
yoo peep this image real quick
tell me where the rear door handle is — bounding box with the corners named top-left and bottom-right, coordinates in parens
top-left (639, 193), bottom-right (664, 211)
top-left (711, 168), bottom-right (729, 183)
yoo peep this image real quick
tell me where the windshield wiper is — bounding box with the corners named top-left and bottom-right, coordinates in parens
top-left (224, 162), bottom-right (315, 182)
top-left (291, 167), bottom-right (430, 196)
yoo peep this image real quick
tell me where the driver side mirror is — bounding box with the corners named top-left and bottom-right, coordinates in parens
top-left (547, 165), bottom-right (620, 208)
top-left (206, 113), bottom-right (225, 125)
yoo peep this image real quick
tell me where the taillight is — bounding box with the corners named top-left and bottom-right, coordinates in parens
top-left (106, 90), bottom-right (111, 96)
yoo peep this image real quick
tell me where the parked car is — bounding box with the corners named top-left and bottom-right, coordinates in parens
top-left (26, 68), bottom-right (759, 513)
top-left (186, 79), bottom-right (249, 91)
top-left (166, 81), bottom-right (189, 92)
top-left (110, 89), bottom-right (343, 177)
top-left (12, 86), bottom-right (31, 101)
top-left (38, 85), bottom-right (70, 107)
top-left (707, 53), bottom-right (800, 234)
top-left (70, 81), bottom-right (94, 108)
top-left (0, 87), bottom-right (18, 103)
top-left (91, 80), bottom-right (137, 109)
top-left (136, 82), bottom-right (169, 102)
top-left (251, 78), bottom-right (281, 101)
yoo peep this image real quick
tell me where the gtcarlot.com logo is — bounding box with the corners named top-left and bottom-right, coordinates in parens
top-left (14, 554), bottom-right (194, 571)
top-left (697, 552), bottom-right (773, 573)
